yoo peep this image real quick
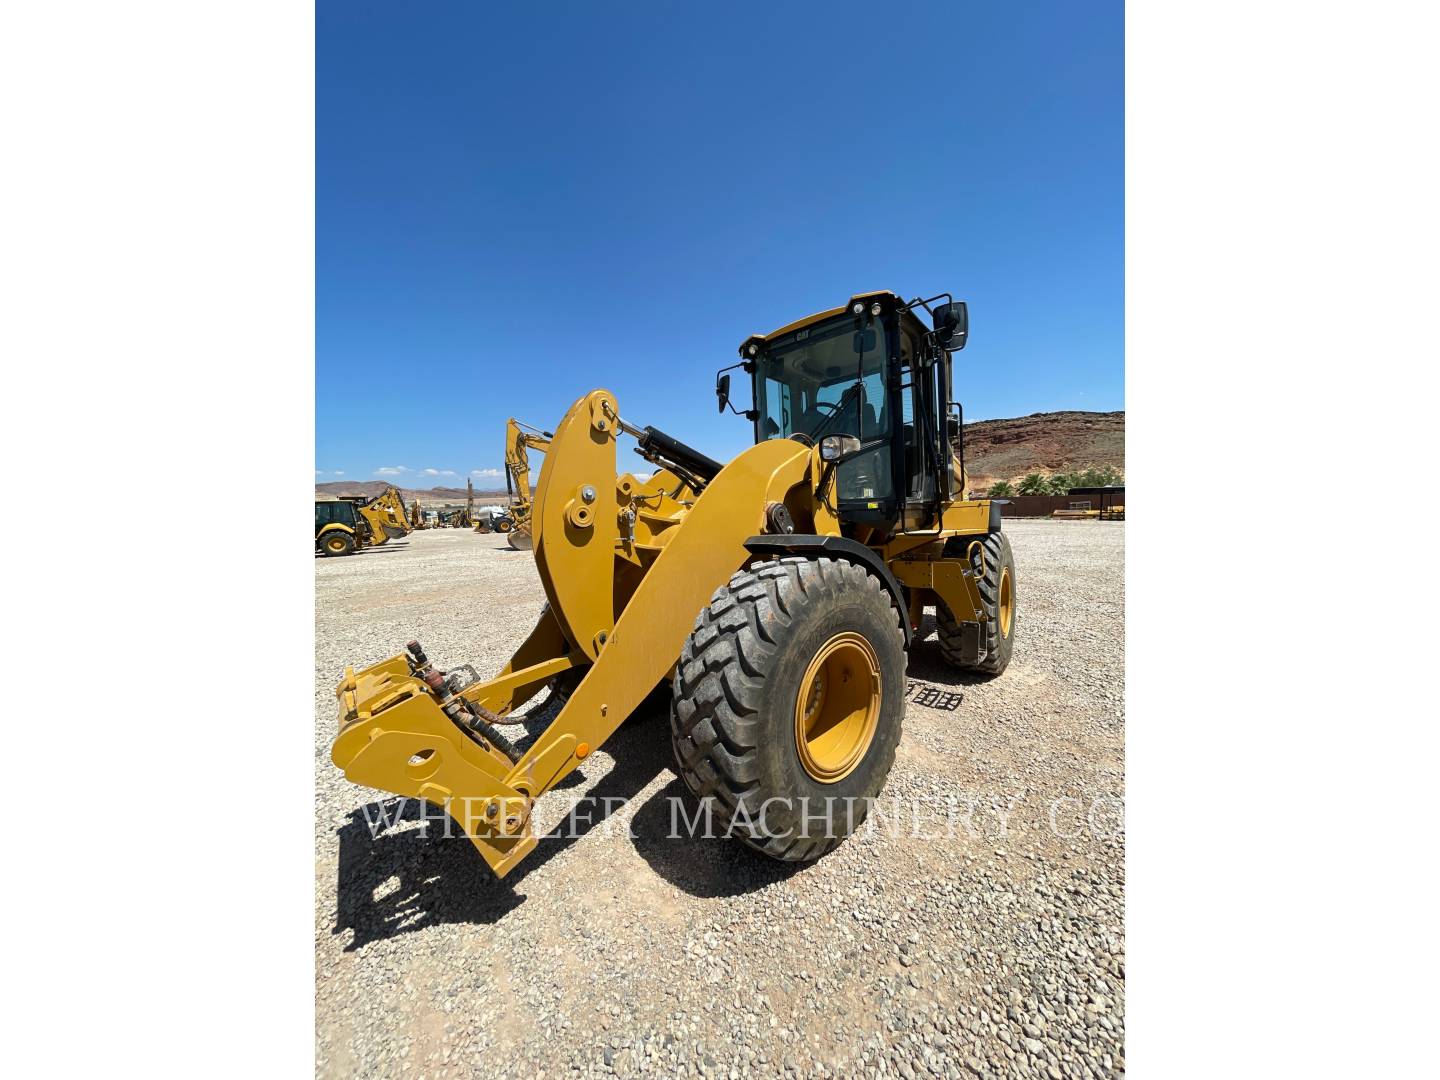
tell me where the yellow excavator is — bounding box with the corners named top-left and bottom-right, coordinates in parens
top-left (496, 417), bottom-right (550, 549)
top-left (333, 291), bottom-right (1016, 879)
top-left (341, 486), bottom-right (411, 545)
top-left (410, 500), bottom-right (426, 530)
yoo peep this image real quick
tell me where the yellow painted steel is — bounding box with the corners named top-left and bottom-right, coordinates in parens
top-left (503, 417), bottom-right (550, 548)
top-left (999, 567), bottom-right (1014, 637)
top-left (888, 552), bottom-right (989, 631)
top-left (463, 604), bottom-right (575, 719)
top-left (346, 485), bottom-right (411, 545)
top-left (532, 391), bottom-right (622, 660)
top-left (332, 660), bottom-right (535, 871)
top-left (332, 401), bottom-right (816, 877)
top-left (747, 290), bottom-right (896, 342)
top-left (794, 632), bottom-right (882, 783)
top-left (332, 357), bottom-right (1007, 877)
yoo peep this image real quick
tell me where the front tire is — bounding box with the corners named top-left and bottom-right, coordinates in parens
top-left (670, 557), bottom-right (906, 862)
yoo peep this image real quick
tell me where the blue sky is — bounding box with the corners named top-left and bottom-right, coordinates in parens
top-left (317, 1), bottom-right (1122, 487)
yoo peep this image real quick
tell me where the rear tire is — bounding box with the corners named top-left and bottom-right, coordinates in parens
top-left (319, 531), bottom-right (355, 557)
top-left (936, 531), bottom-right (1016, 674)
top-left (670, 557), bottom-right (906, 862)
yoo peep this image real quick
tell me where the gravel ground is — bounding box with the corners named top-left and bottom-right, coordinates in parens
top-left (315, 521), bottom-right (1125, 1079)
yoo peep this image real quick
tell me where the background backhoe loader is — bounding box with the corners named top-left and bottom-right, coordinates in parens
top-left (499, 417), bottom-right (550, 549)
top-left (341, 486), bottom-right (411, 545)
top-left (333, 291), bottom-right (1016, 879)
top-left (315, 497), bottom-right (363, 556)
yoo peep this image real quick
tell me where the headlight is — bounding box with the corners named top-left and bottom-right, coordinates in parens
top-left (747, 343), bottom-right (758, 356)
top-left (869, 301), bottom-right (882, 316)
top-left (819, 434), bottom-right (862, 462)
top-left (851, 302), bottom-right (865, 314)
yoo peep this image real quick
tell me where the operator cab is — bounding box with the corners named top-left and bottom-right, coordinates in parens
top-left (718, 291), bottom-right (969, 531)
top-left (315, 498), bottom-right (360, 532)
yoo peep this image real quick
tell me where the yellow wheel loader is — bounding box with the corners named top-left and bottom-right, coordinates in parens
top-left (332, 291), bottom-right (1016, 879)
top-left (501, 417), bottom-right (550, 550)
top-left (315, 498), bottom-right (362, 557)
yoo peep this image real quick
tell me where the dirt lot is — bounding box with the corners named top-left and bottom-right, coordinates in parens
top-left (315, 521), bottom-right (1125, 1079)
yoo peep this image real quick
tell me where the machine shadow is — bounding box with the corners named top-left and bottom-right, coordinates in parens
top-left (903, 618), bottom-right (1005, 688)
top-left (332, 692), bottom-right (674, 950)
top-left (628, 778), bottom-right (804, 898)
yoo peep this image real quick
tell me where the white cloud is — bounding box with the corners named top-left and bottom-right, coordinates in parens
top-left (471, 468), bottom-right (503, 479)
top-left (315, 469), bottom-right (322, 475)
top-left (375, 465), bottom-right (410, 476)
top-left (333, 470), bottom-right (344, 476)
top-left (422, 467), bottom-right (457, 477)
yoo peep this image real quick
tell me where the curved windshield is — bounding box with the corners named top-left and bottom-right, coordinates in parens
top-left (315, 501), bottom-right (358, 529)
top-left (754, 316), bottom-right (892, 503)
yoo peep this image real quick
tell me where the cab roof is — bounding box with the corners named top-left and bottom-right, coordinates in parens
top-left (740, 291), bottom-right (931, 353)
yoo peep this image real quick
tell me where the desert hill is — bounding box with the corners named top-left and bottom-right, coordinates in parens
top-left (315, 480), bottom-right (509, 504)
top-left (959, 410), bottom-right (1124, 489)
top-left (317, 410), bottom-right (1123, 502)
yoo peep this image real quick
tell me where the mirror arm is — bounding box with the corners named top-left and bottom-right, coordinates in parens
top-left (902, 292), bottom-right (953, 319)
top-left (715, 360), bottom-right (755, 418)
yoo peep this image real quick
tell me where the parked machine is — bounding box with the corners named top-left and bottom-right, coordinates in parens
top-left (332, 291), bottom-right (1016, 879)
top-left (315, 498), bottom-right (363, 557)
top-left (472, 505), bottom-right (508, 533)
top-left (500, 417), bottom-right (550, 549)
top-left (341, 486), bottom-right (411, 544)
top-left (410, 500), bottom-right (427, 530)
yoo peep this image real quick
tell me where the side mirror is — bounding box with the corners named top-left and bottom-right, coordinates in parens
top-left (934, 301), bottom-right (969, 351)
top-left (716, 373), bottom-right (731, 414)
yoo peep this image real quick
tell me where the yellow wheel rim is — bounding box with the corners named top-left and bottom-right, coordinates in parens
top-left (998, 567), bottom-right (1014, 637)
top-left (326, 536), bottom-right (347, 553)
top-left (794, 632), bottom-right (881, 784)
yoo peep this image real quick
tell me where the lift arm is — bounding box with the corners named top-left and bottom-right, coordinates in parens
top-left (333, 390), bottom-right (825, 877)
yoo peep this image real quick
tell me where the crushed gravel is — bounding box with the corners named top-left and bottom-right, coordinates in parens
top-left (315, 520), bottom-right (1125, 1078)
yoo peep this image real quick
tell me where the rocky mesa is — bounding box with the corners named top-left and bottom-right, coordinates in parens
top-left (959, 410), bottom-right (1124, 488)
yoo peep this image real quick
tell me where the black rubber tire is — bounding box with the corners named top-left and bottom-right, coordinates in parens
top-left (670, 556), bottom-right (907, 862)
top-left (495, 518), bottom-right (513, 533)
top-left (319, 531), bottom-right (355, 557)
top-left (936, 530), bottom-right (1016, 675)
